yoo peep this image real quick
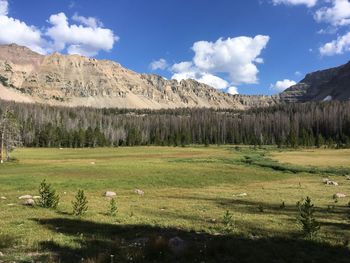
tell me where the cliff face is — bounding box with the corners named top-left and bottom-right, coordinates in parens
top-left (0, 44), bottom-right (278, 109)
top-left (281, 61), bottom-right (350, 102)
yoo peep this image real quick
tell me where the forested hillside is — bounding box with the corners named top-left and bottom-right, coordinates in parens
top-left (1, 99), bottom-right (350, 148)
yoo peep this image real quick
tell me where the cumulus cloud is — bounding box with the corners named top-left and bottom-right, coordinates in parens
top-left (319, 31), bottom-right (350, 55)
top-left (0, 0), bottom-right (47, 54)
top-left (72, 13), bottom-right (102, 28)
top-left (46, 12), bottom-right (118, 56)
top-left (314, 0), bottom-right (350, 27)
top-left (0, 1), bottom-right (118, 56)
top-left (197, 74), bottom-right (230, 90)
top-left (272, 0), bottom-right (318, 7)
top-left (170, 35), bottom-right (269, 93)
top-left (270, 79), bottom-right (297, 92)
top-left (227, 86), bottom-right (238, 95)
top-left (149, 58), bottom-right (168, 70)
top-left (191, 36), bottom-right (269, 84)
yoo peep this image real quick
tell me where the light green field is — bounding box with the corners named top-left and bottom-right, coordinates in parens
top-left (0, 146), bottom-right (349, 262)
top-left (272, 149), bottom-right (350, 167)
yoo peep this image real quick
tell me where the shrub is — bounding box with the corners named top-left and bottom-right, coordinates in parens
top-left (108, 198), bottom-right (118, 217)
top-left (72, 189), bottom-right (88, 216)
top-left (38, 179), bottom-right (59, 209)
top-left (297, 197), bottom-right (320, 239)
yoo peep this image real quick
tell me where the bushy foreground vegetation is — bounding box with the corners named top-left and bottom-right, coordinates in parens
top-left (1, 99), bottom-right (350, 148)
top-left (0, 146), bottom-right (349, 262)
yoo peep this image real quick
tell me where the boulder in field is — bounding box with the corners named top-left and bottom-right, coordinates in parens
top-left (234, 193), bottom-right (248, 197)
top-left (326, 180), bottom-right (339, 186)
top-left (23, 199), bottom-right (35, 206)
top-left (134, 189), bottom-right (145, 196)
top-left (105, 191), bottom-right (117, 198)
top-left (333, 193), bottom-right (346, 199)
top-left (18, 195), bottom-right (32, 200)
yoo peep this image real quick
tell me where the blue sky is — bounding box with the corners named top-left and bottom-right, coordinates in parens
top-left (1, 0), bottom-right (350, 95)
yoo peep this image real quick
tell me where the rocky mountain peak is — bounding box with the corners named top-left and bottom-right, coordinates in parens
top-left (0, 44), bottom-right (278, 109)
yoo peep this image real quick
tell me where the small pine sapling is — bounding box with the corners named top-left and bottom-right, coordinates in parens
top-left (38, 179), bottom-right (59, 209)
top-left (297, 196), bottom-right (320, 239)
top-left (72, 189), bottom-right (88, 216)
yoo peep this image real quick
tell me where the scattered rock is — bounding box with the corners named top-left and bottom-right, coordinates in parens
top-left (333, 193), bottom-right (346, 199)
top-left (91, 162), bottom-right (95, 165)
top-left (18, 195), bottom-right (32, 200)
top-left (0, 251), bottom-right (3, 257)
top-left (168, 237), bottom-right (186, 256)
top-left (326, 180), bottom-right (339, 186)
top-left (33, 196), bottom-right (41, 199)
top-left (7, 203), bottom-right (14, 206)
top-left (322, 178), bottom-right (330, 183)
top-left (0, 196), bottom-right (6, 200)
top-left (105, 191), bottom-right (117, 198)
top-left (134, 189), bottom-right (144, 196)
top-left (23, 199), bottom-right (35, 206)
top-left (345, 175), bottom-right (350, 180)
top-left (234, 193), bottom-right (248, 197)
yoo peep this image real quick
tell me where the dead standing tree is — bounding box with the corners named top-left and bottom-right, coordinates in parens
top-left (0, 109), bottom-right (22, 163)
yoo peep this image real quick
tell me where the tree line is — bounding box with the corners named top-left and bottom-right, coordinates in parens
top-left (1, 99), bottom-right (350, 148)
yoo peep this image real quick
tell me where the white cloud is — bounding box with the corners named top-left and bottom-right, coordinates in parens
top-left (149, 58), bottom-right (168, 70)
top-left (191, 36), bottom-right (269, 85)
top-left (72, 13), bottom-right (102, 28)
top-left (197, 74), bottom-right (230, 90)
top-left (46, 12), bottom-right (118, 56)
top-left (171, 35), bottom-right (269, 91)
top-left (0, 0), bottom-right (8, 16)
top-left (0, 1), bottom-right (118, 57)
top-left (0, 0), bottom-right (47, 54)
top-left (271, 79), bottom-right (297, 92)
top-left (314, 0), bottom-right (350, 27)
top-left (319, 31), bottom-right (350, 55)
top-left (272, 0), bottom-right (318, 7)
top-left (227, 86), bottom-right (238, 95)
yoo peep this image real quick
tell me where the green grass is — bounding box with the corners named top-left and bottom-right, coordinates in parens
top-left (0, 146), bottom-right (349, 262)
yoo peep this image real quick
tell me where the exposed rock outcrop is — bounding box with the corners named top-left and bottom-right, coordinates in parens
top-left (281, 61), bottom-right (350, 102)
top-left (0, 44), bottom-right (278, 109)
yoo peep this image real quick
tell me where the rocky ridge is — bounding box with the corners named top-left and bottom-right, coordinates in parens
top-left (0, 44), bottom-right (278, 110)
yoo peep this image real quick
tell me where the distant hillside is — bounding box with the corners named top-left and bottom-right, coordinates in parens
top-left (281, 61), bottom-right (350, 102)
top-left (0, 44), bottom-right (277, 110)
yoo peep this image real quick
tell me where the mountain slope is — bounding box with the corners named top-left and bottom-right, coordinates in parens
top-left (281, 61), bottom-right (350, 102)
top-left (0, 44), bottom-right (277, 109)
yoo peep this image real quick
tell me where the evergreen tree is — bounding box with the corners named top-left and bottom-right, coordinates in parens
top-left (72, 190), bottom-right (88, 216)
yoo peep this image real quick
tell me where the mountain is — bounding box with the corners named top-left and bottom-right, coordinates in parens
top-left (281, 61), bottom-right (350, 102)
top-left (0, 44), bottom-right (277, 110)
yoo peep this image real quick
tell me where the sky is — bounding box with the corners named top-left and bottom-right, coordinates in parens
top-left (1, 0), bottom-right (350, 95)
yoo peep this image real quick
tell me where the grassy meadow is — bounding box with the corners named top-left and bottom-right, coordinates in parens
top-left (0, 146), bottom-right (349, 262)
